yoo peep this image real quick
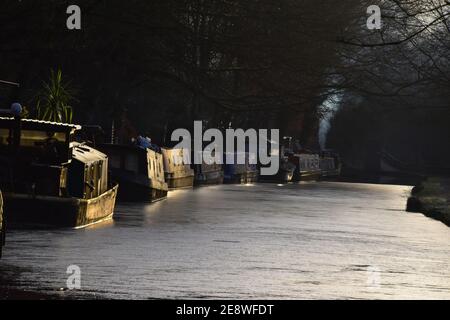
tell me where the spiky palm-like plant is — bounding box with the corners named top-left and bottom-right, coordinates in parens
top-left (37, 69), bottom-right (75, 123)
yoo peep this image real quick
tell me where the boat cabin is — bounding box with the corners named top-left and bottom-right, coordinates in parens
top-left (289, 153), bottom-right (322, 181)
top-left (161, 148), bottom-right (194, 189)
top-left (99, 144), bottom-right (168, 201)
top-left (192, 151), bottom-right (224, 185)
top-left (320, 150), bottom-right (341, 177)
top-left (0, 117), bottom-right (81, 196)
top-left (0, 117), bottom-right (118, 228)
top-left (68, 143), bottom-right (109, 199)
top-left (224, 152), bottom-right (258, 183)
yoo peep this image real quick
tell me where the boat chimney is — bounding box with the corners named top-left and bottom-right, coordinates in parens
top-left (111, 120), bottom-right (115, 144)
top-left (10, 103), bottom-right (22, 118)
top-left (0, 79), bottom-right (22, 118)
top-left (0, 79), bottom-right (20, 87)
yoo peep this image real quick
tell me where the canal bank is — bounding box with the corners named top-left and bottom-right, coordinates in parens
top-left (0, 286), bottom-right (56, 300)
top-left (0, 263), bottom-right (100, 300)
top-left (407, 177), bottom-right (450, 227)
top-left (0, 265), bottom-right (58, 299)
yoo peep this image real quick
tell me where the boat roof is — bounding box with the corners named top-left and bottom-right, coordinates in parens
top-left (0, 117), bottom-right (81, 133)
top-left (72, 143), bottom-right (107, 164)
top-left (101, 143), bottom-right (153, 153)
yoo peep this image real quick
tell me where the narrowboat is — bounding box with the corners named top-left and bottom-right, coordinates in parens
top-left (0, 191), bottom-right (4, 258)
top-left (320, 151), bottom-right (341, 178)
top-left (161, 148), bottom-right (194, 190)
top-left (259, 158), bottom-right (295, 183)
top-left (257, 138), bottom-right (296, 183)
top-left (193, 152), bottom-right (224, 186)
top-left (99, 144), bottom-right (168, 202)
top-left (0, 117), bottom-right (118, 229)
top-left (289, 153), bottom-right (322, 182)
top-left (193, 151), bottom-right (223, 186)
top-left (259, 144), bottom-right (295, 183)
top-left (224, 152), bottom-right (258, 184)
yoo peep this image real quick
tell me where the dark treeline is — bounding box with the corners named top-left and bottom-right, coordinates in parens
top-left (328, 0), bottom-right (450, 172)
top-left (0, 0), bottom-right (449, 170)
top-left (0, 0), bottom-right (363, 147)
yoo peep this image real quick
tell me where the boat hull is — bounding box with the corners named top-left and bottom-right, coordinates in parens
top-left (259, 168), bottom-right (294, 183)
top-left (161, 148), bottom-right (195, 190)
top-left (224, 171), bottom-right (259, 184)
top-left (114, 179), bottom-right (168, 202)
top-left (194, 171), bottom-right (224, 186)
top-left (3, 184), bottom-right (118, 229)
top-left (293, 171), bottom-right (322, 182)
top-left (319, 155), bottom-right (341, 179)
top-left (320, 168), bottom-right (341, 179)
top-left (166, 175), bottom-right (195, 190)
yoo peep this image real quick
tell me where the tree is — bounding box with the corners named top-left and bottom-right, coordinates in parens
top-left (326, 0), bottom-right (450, 172)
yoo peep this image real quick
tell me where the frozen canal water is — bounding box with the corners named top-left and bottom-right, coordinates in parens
top-left (1, 182), bottom-right (449, 299)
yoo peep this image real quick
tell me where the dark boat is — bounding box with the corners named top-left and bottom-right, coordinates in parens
top-left (193, 157), bottom-right (224, 186)
top-left (257, 138), bottom-right (296, 183)
top-left (259, 158), bottom-right (295, 183)
top-left (0, 191), bottom-right (4, 258)
top-left (191, 148), bottom-right (223, 186)
top-left (224, 152), bottom-right (258, 184)
top-left (259, 144), bottom-right (295, 183)
top-left (0, 117), bottom-right (118, 229)
top-left (161, 148), bottom-right (194, 190)
top-left (289, 153), bottom-right (322, 182)
top-left (99, 144), bottom-right (168, 202)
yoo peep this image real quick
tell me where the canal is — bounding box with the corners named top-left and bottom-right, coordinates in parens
top-left (0, 182), bottom-right (449, 299)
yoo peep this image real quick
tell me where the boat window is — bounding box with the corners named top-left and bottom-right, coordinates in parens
top-left (15, 130), bottom-right (68, 164)
top-left (0, 129), bottom-right (10, 146)
top-left (20, 130), bottom-right (66, 147)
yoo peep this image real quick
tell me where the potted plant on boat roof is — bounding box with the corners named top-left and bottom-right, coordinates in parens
top-left (36, 68), bottom-right (76, 123)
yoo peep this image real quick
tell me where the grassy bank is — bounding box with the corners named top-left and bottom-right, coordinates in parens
top-left (407, 177), bottom-right (450, 227)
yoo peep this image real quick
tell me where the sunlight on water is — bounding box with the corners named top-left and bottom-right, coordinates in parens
top-left (1, 182), bottom-right (449, 299)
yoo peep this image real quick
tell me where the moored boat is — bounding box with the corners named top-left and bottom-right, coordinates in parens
top-left (99, 144), bottom-right (168, 202)
top-left (320, 151), bottom-right (341, 178)
top-left (289, 153), bottom-right (322, 182)
top-left (259, 144), bottom-right (295, 183)
top-left (259, 158), bottom-right (295, 183)
top-left (0, 117), bottom-right (118, 229)
top-left (257, 136), bottom-right (296, 183)
top-left (194, 160), bottom-right (224, 186)
top-left (224, 152), bottom-right (258, 184)
top-left (161, 148), bottom-right (194, 190)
